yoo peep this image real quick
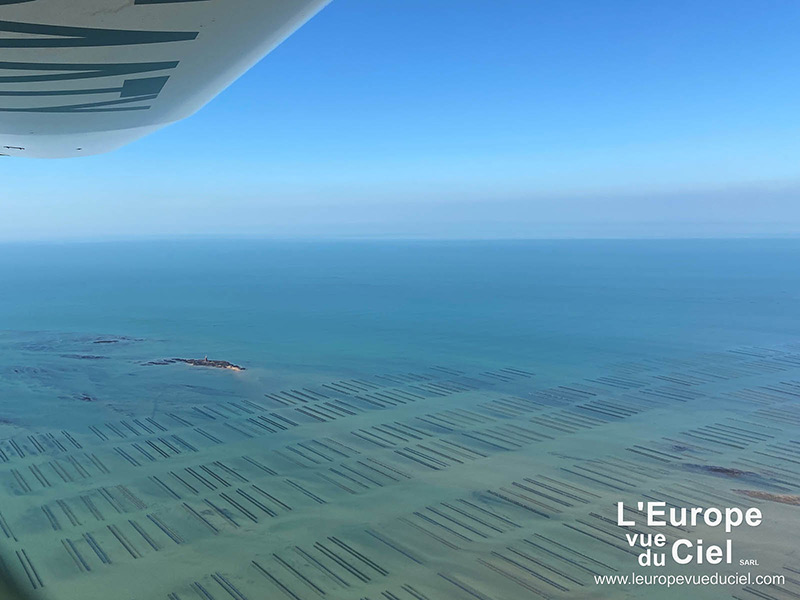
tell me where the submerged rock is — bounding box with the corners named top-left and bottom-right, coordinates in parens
top-left (671, 444), bottom-right (693, 452)
top-left (684, 464), bottom-right (758, 478)
top-left (734, 490), bottom-right (800, 505)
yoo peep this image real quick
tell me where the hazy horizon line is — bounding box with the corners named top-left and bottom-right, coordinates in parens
top-left (2, 233), bottom-right (800, 246)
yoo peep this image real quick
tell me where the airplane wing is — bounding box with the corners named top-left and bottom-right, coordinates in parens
top-left (0, 0), bottom-right (330, 158)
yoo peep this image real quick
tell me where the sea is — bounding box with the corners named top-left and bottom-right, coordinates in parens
top-left (0, 239), bottom-right (797, 599)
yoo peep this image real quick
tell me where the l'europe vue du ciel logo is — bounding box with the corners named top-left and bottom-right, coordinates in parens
top-left (616, 501), bottom-right (763, 567)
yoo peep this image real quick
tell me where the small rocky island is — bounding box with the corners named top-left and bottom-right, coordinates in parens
top-left (144, 357), bottom-right (245, 371)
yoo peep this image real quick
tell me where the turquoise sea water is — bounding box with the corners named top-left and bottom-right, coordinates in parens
top-left (2, 238), bottom-right (798, 371)
top-left (0, 239), bottom-right (798, 600)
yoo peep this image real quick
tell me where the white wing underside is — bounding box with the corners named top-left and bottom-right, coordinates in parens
top-left (0, 0), bottom-right (330, 158)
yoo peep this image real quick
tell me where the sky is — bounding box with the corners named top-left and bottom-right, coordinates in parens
top-left (3, 0), bottom-right (800, 241)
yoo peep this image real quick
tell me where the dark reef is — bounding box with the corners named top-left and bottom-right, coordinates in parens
top-left (91, 335), bottom-right (138, 344)
top-left (60, 354), bottom-right (109, 360)
top-left (734, 490), bottom-right (800, 505)
top-left (682, 464), bottom-right (767, 480)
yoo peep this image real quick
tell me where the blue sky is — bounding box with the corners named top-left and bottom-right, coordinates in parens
top-left (3, 0), bottom-right (800, 240)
